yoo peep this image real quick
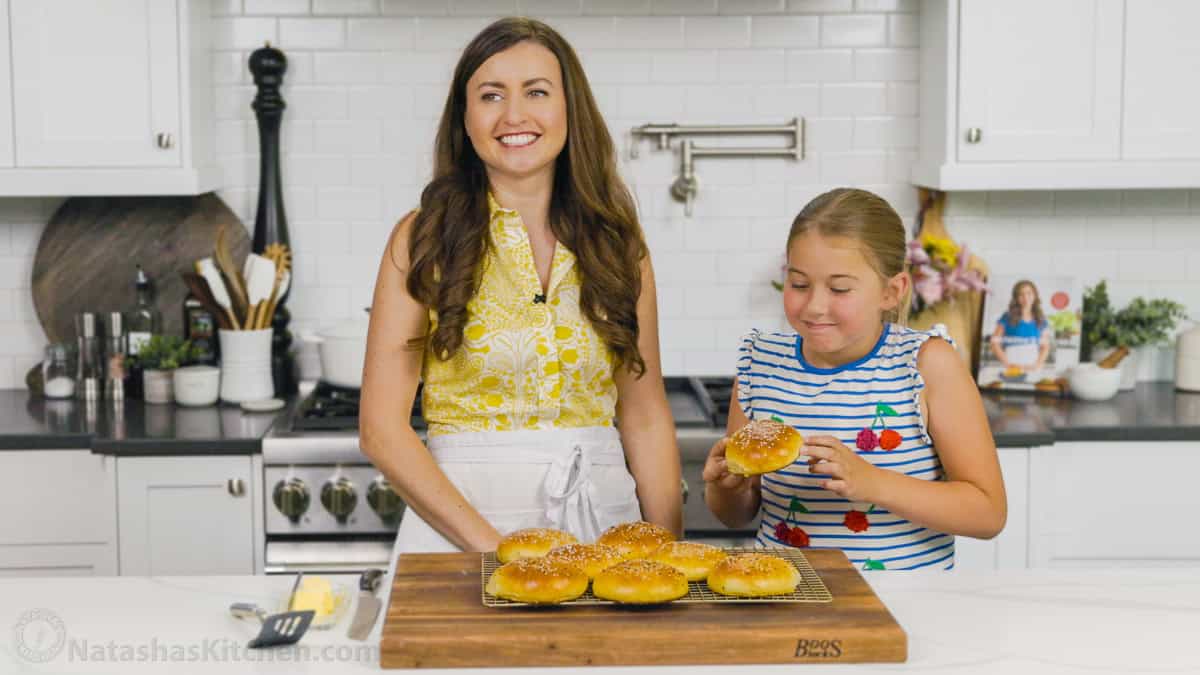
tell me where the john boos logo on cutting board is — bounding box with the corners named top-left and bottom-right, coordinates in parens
top-left (795, 638), bottom-right (843, 659)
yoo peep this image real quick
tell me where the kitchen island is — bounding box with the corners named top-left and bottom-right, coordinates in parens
top-left (3, 568), bottom-right (1197, 674)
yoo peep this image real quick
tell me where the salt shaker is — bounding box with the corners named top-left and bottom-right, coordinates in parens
top-left (42, 343), bottom-right (75, 399)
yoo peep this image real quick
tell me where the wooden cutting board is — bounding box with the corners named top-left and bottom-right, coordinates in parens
top-left (31, 194), bottom-right (249, 343)
top-left (381, 549), bottom-right (906, 668)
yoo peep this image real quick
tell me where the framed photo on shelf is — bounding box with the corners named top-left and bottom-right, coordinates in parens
top-left (977, 274), bottom-right (1082, 393)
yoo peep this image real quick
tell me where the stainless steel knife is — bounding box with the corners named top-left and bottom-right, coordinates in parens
top-left (347, 568), bottom-right (385, 641)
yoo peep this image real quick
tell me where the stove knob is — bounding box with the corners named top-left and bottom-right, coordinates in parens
top-left (273, 477), bottom-right (310, 522)
top-left (367, 476), bottom-right (405, 524)
top-left (321, 477), bottom-right (358, 522)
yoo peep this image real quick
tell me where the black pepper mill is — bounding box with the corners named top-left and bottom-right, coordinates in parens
top-left (249, 42), bottom-right (298, 395)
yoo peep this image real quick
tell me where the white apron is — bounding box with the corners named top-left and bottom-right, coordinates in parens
top-left (369, 426), bottom-right (642, 640)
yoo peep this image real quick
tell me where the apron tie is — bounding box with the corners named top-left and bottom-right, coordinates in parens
top-left (543, 444), bottom-right (601, 542)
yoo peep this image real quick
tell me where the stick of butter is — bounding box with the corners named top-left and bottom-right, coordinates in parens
top-left (290, 576), bottom-right (336, 617)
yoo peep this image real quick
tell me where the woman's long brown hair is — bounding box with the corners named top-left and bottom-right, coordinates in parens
top-left (403, 17), bottom-right (647, 376)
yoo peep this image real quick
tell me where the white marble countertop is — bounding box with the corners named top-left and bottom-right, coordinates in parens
top-left (3, 569), bottom-right (1198, 674)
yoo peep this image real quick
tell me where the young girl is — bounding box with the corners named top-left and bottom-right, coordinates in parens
top-left (989, 280), bottom-right (1051, 373)
top-left (703, 188), bottom-right (1006, 570)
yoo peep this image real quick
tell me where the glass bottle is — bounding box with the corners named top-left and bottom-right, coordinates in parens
top-left (74, 312), bottom-right (103, 401)
top-left (125, 265), bottom-right (162, 400)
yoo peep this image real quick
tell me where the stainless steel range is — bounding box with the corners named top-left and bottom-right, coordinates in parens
top-left (261, 377), bottom-right (751, 573)
top-left (260, 382), bottom-right (422, 574)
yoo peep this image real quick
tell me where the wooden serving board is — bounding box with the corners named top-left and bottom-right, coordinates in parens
top-left (381, 549), bottom-right (906, 668)
top-left (32, 194), bottom-right (249, 343)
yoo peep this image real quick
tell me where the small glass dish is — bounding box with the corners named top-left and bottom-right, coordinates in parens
top-left (275, 579), bottom-right (350, 630)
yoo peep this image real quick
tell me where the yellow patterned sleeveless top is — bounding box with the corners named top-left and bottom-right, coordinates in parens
top-left (420, 194), bottom-right (618, 436)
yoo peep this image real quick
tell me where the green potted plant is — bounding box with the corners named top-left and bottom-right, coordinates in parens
top-left (129, 336), bottom-right (202, 404)
top-left (1081, 281), bottom-right (1187, 390)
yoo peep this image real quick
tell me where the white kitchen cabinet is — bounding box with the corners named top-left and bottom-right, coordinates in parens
top-left (0, 450), bottom-right (118, 576)
top-left (954, 447), bottom-right (1030, 571)
top-left (0, 0), bottom-right (13, 168)
top-left (117, 455), bottom-right (256, 576)
top-left (0, 0), bottom-right (220, 195)
top-left (1028, 441), bottom-right (1200, 568)
top-left (914, 0), bottom-right (1200, 190)
top-left (1121, 0), bottom-right (1200, 160)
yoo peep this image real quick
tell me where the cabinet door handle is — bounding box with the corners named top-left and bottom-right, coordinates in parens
top-left (156, 132), bottom-right (174, 149)
top-left (228, 478), bottom-right (246, 497)
top-left (681, 477), bottom-right (689, 504)
top-left (965, 127), bottom-right (982, 144)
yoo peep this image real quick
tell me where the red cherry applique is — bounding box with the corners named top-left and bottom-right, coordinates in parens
top-left (879, 429), bottom-right (902, 451)
top-left (785, 526), bottom-right (810, 547)
top-left (855, 428), bottom-right (878, 451)
top-left (843, 510), bottom-right (869, 533)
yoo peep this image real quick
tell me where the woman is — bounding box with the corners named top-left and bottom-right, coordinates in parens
top-left (990, 279), bottom-right (1051, 373)
top-left (360, 17), bottom-right (681, 563)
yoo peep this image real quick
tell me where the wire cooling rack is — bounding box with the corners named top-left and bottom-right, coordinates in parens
top-left (481, 547), bottom-right (832, 607)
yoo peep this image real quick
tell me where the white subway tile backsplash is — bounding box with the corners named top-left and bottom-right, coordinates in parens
top-left (986, 190), bottom-right (1053, 216)
top-left (820, 14), bottom-right (886, 47)
top-left (314, 0), bottom-right (382, 15)
top-left (804, 117), bottom-right (852, 152)
top-left (853, 48), bottom-right (917, 81)
top-left (820, 82), bottom-right (886, 115)
top-left (717, 50), bottom-right (786, 82)
top-left (382, 0), bottom-right (449, 15)
top-left (613, 16), bottom-right (686, 48)
top-left (214, 0), bottom-right (244, 16)
top-left (1019, 216), bottom-right (1085, 248)
top-left (786, 49), bottom-right (852, 81)
top-left (620, 84), bottom-right (687, 118)
top-left (580, 51), bottom-right (649, 84)
top-left (787, 0), bottom-right (852, 12)
top-left (653, 0), bottom-right (716, 14)
top-left (1153, 216), bottom-right (1200, 251)
top-left (650, 50), bottom-right (717, 83)
top-left (413, 17), bottom-right (493, 49)
top-left (286, 86), bottom-right (351, 118)
top-left (752, 84), bottom-right (819, 118)
top-left (586, 0), bottom-right (653, 15)
top-left (213, 51), bottom-right (249, 84)
top-left (349, 85), bottom-right (413, 120)
top-left (1189, 253), bottom-right (1200, 282)
top-left (683, 16), bottom-right (751, 48)
top-left (451, 0), bottom-right (517, 14)
top-left (1118, 251), bottom-right (1189, 282)
top-left (660, 318), bottom-right (717, 350)
top-left (1085, 217), bottom-right (1148, 249)
top-left (1054, 190), bottom-right (1121, 215)
top-left (750, 15), bottom-right (818, 47)
top-left (317, 186), bottom-right (383, 220)
top-left (520, 0), bottom-right (585, 15)
top-left (685, 348), bottom-right (739, 374)
top-left (886, 12), bottom-right (917, 46)
top-left (885, 81), bottom-right (917, 115)
top-left (280, 18), bottom-right (348, 48)
top-left (314, 52), bottom-right (384, 82)
top-left (1121, 189), bottom-right (1189, 214)
top-left (347, 18), bottom-right (415, 48)
top-left (246, 0), bottom-right (310, 15)
top-left (855, 0), bottom-right (916, 11)
top-left (213, 18), bottom-right (279, 49)
top-left (720, 0), bottom-right (785, 14)
top-left (852, 116), bottom-right (916, 149)
top-left (819, 151), bottom-right (886, 183)
top-left (1049, 251), bottom-right (1118, 288)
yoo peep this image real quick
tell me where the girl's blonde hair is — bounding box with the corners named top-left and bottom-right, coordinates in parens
top-left (787, 187), bottom-right (911, 325)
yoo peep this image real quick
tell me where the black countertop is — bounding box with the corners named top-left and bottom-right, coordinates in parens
top-left (0, 391), bottom-right (288, 454)
top-left (2, 383), bottom-right (1198, 454)
top-left (982, 382), bottom-right (1200, 444)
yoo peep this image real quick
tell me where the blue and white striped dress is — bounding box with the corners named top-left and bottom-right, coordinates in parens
top-left (736, 323), bottom-right (955, 570)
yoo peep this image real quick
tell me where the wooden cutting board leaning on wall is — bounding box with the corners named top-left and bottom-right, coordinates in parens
top-left (32, 194), bottom-right (250, 344)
